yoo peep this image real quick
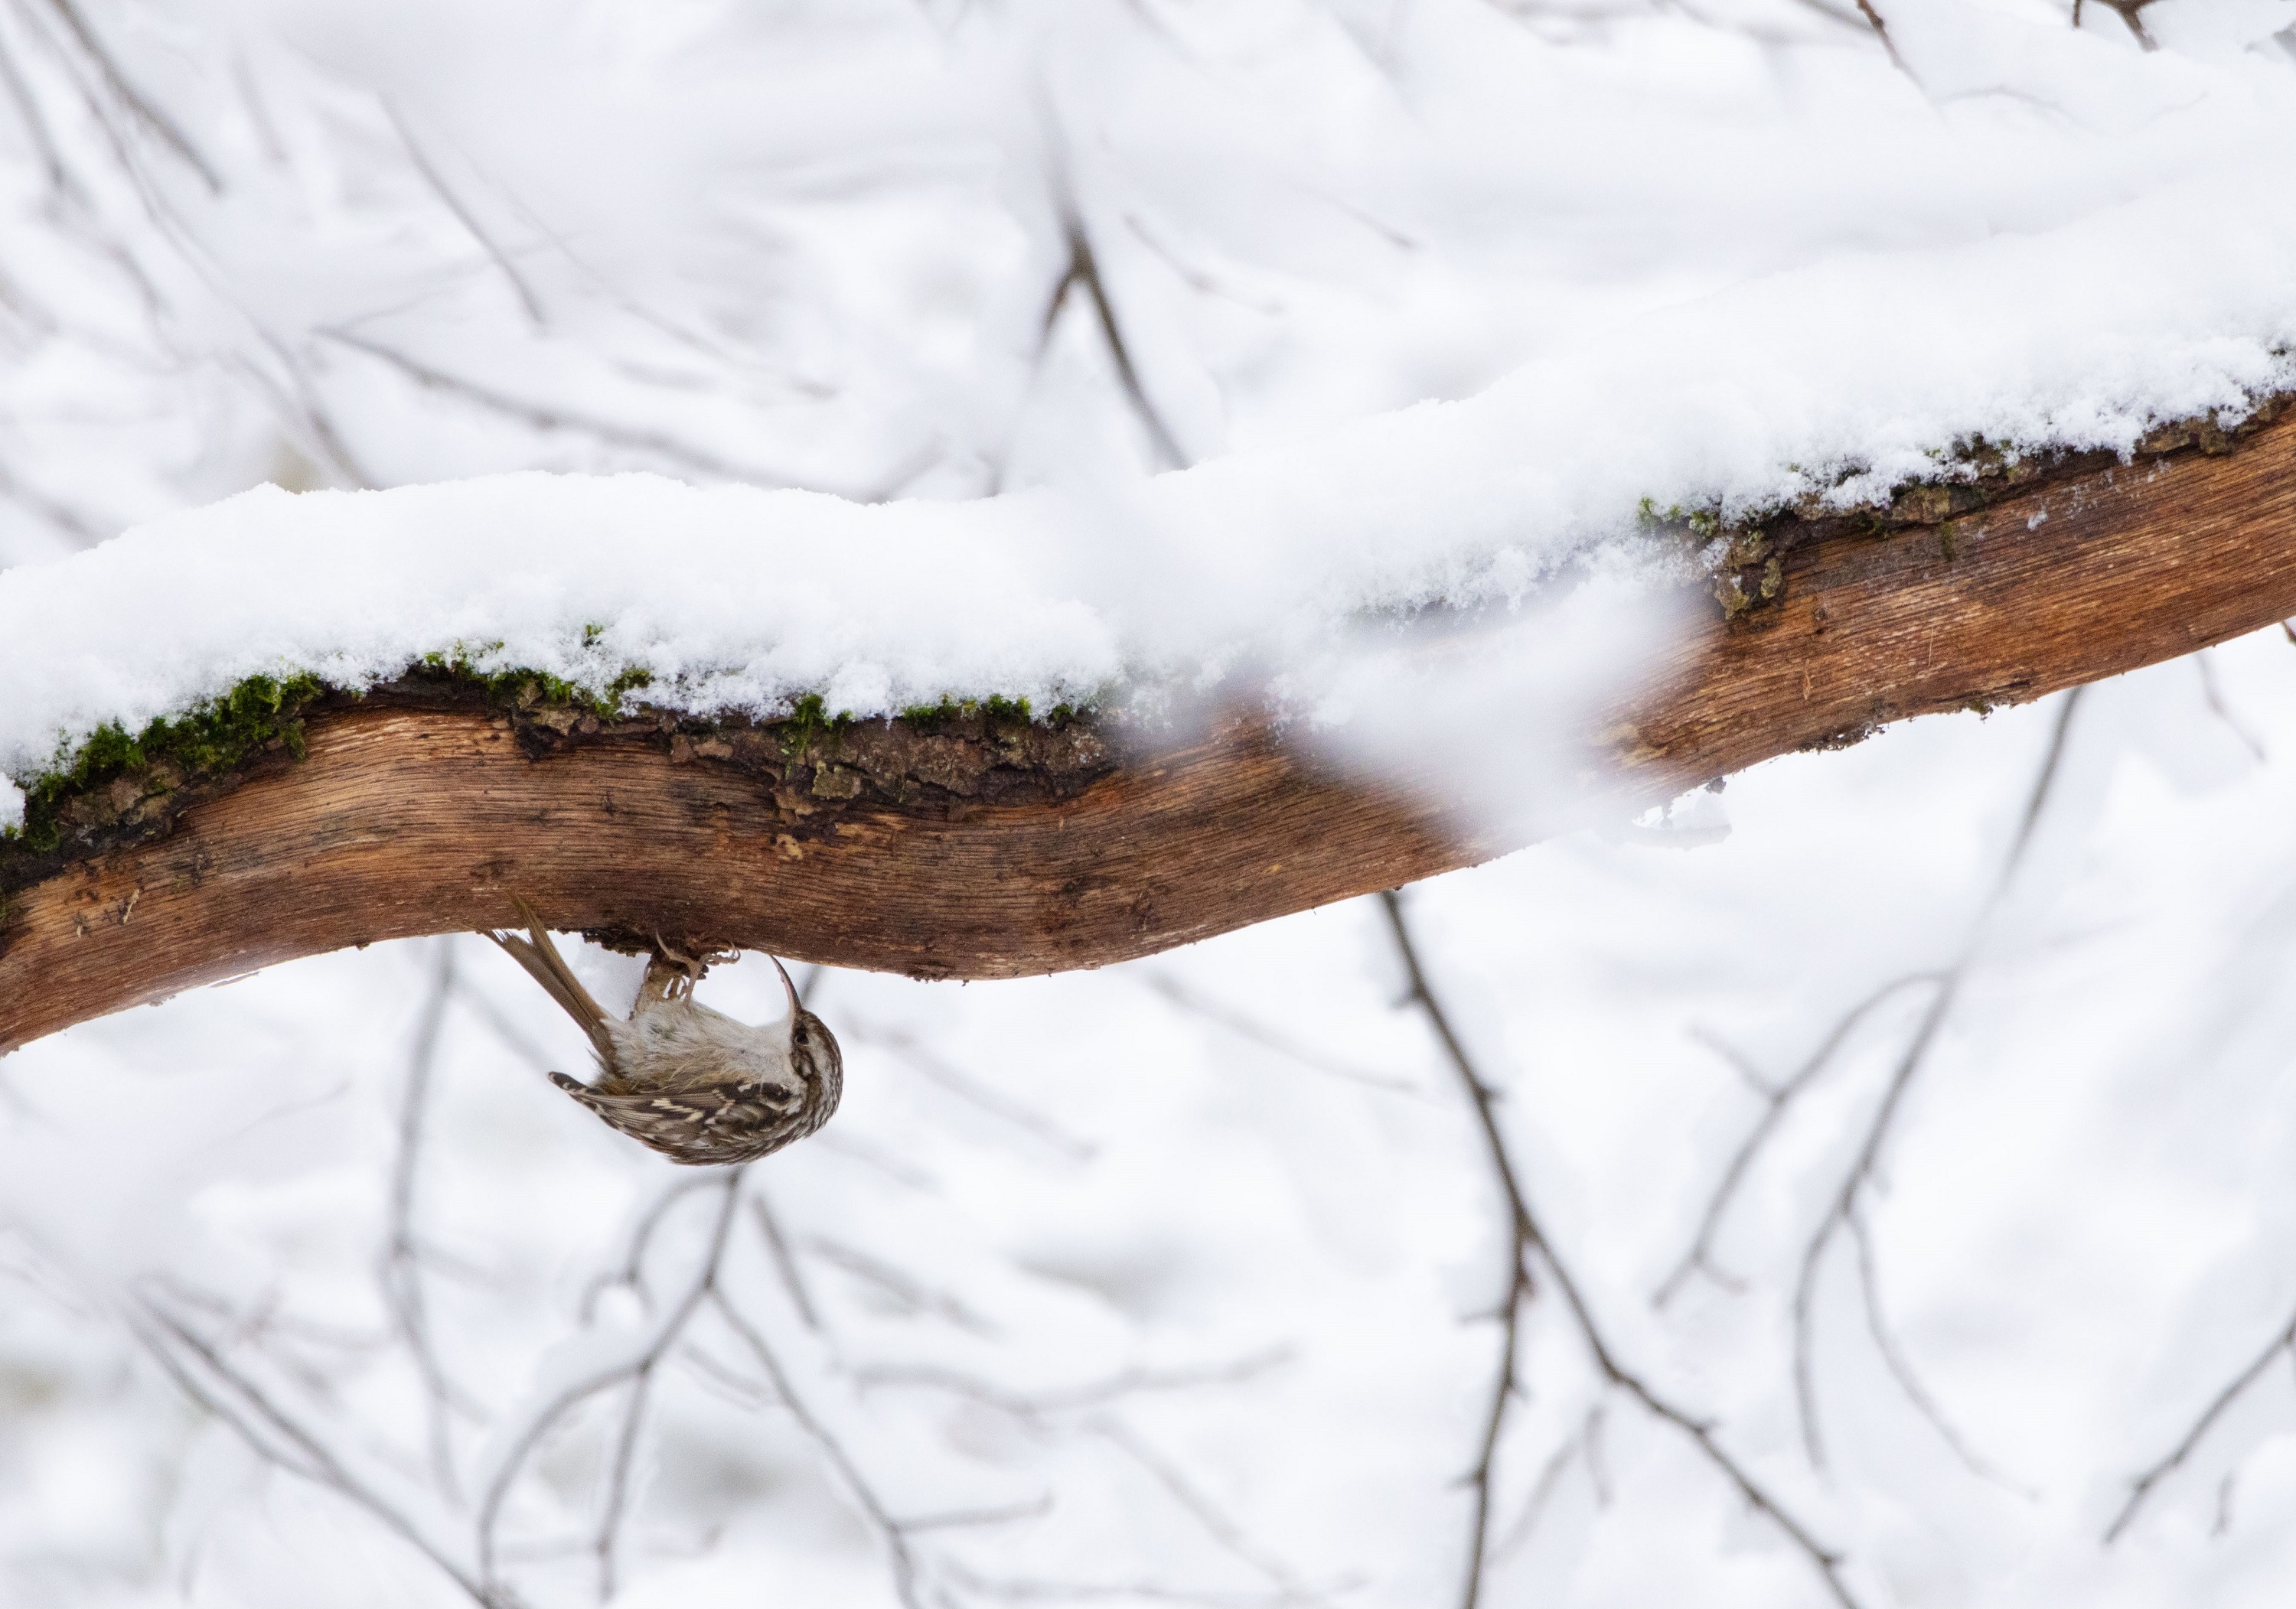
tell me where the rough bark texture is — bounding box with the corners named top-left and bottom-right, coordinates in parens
top-left (6, 405), bottom-right (2296, 1053)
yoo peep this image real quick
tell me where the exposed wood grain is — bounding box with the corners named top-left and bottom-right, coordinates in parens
top-left (6, 406), bottom-right (2296, 1053)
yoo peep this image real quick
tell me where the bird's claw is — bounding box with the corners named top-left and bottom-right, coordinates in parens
top-left (651, 930), bottom-right (741, 992)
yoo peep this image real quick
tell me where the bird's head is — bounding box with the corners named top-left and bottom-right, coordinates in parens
top-left (767, 953), bottom-right (843, 1093)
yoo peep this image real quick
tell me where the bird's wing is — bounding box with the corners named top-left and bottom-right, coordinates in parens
top-left (548, 1071), bottom-right (806, 1165)
top-left (486, 897), bottom-right (617, 1062)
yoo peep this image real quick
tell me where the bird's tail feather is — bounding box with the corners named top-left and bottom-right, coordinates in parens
top-left (487, 897), bottom-right (618, 1063)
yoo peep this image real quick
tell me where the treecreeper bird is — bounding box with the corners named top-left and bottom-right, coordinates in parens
top-left (484, 898), bottom-right (842, 1165)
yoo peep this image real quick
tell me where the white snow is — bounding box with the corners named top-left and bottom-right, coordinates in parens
top-left (7, 0), bottom-right (2296, 802)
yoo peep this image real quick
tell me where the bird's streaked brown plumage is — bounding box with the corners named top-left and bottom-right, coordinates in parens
top-left (485, 898), bottom-right (841, 1165)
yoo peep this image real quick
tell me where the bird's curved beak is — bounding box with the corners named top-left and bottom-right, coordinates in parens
top-left (768, 953), bottom-right (801, 1034)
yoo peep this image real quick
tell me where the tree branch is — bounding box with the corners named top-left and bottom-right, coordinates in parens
top-left (8, 404), bottom-right (2296, 1051)
top-left (1382, 891), bottom-right (1857, 1609)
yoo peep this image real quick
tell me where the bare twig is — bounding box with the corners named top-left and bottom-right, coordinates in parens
top-left (1786, 688), bottom-right (2082, 1465)
top-left (1489, 1406), bottom-right (1605, 1563)
top-left (39, 0), bottom-right (220, 189)
top-left (0, 460), bottom-right (112, 546)
top-left (1660, 689), bottom-right (2079, 1474)
top-left (1140, 972), bottom-right (1426, 1097)
top-left (853, 1350), bottom-right (1292, 1417)
top-left (1850, 0), bottom-right (1910, 69)
top-left (804, 1235), bottom-right (998, 1334)
top-left (1790, 969), bottom-right (1958, 1466)
top-left (1657, 972), bottom-right (1945, 1306)
top-left (850, 1347), bottom-right (1314, 1601)
top-left (2195, 650), bottom-right (2265, 763)
top-left (1039, 211), bottom-right (1189, 471)
top-left (709, 1288), bottom-right (931, 1609)
top-left (316, 325), bottom-right (804, 488)
top-left (2107, 1304), bottom-right (2296, 1541)
top-left (1094, 1415), bottom-right (1327, 1601)
top-left (1845, 1208), bottom-right (2024, 1491)
top-left (383, 100), bottom-right (549, 327)
top-left (749, 1190), bottom-right (821, 1331)
top-left (849, 1023), bottom-right (1101, 1160)
top-left (475, 1171), bottom-right (745, 1601)
top-left (2073, 0), bottom-right (2157, 49)
top-left (131, 1298), bottom-right (486, 1603)
top-left (0, 18), bottom-right (73, 197)
top-left (448, 972), bottom-right (560, 1071)
top-left (579, 1174), bottom-right (723, 1322)
top-left (1380, 891), bottom-right (1858, 1609)
top-left (382, 938), bottom-right (483, 1499)
top-left (938, 1560), bottom-right (1305, 1607)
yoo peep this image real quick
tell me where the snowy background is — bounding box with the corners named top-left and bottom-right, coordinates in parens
top-left (8, 1), bottom-right (2296, 1605)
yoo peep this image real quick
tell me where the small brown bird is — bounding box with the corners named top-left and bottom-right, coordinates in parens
top-left (484, 898), bottom-right (842, 1166)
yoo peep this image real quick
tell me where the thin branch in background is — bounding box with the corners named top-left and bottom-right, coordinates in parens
top-left (579, 1174), bottom-right (723, 1322)
top-left (316, 325), bottom-right (799, 489)
top-left (1657, 972), bottom-right (1945, 1307)
top-left (1122, 210), bottom-right (1286, 316)
top-left (938, 1559), bottom-right (1303, 1607)
top-left (0, 1230), bottom-right (91, 1317)
top-left (383, 101), bottom-right (549, 327)
top-left (1789, 971), bottom-right (1957, 1467)
top-left (2195, 650), bottom-right (2266, 763)
top-left (1845, 1209), bottom-right (2025, 1492)
top-left (1779, 0), bottom-right (1890, 36)
top-left (1489, 1406), bottom-right (1605, 1563)
top-left (6, 0), bottom-right (143, 214)
top-left (2001, 687), bottom-right (2085, 887)
top-left (1850, 0), bottom-right (1910, 69)
top-left (791, 961), bottom-right (825, 1008)
top-left (0, 460), bottom-right (111, 546)
top-left (710, 1289), bottom-right (931, 1609)
top-left (1659, 689), bottom-right (2079, 1471)
top-left (750, 1190), bottom-right (821, 1331)
top-left (850, 1023), bottom-right (1101, 1161)
top-left (1379, 891), bottom-right (1860, 1609)
top-left (449, 971), bottom-right (561, 1072)
top-left (804, 1235), bottom-right (998, 1334)
top-left (39, 0), bottom-right (220, 189)
top-left (1093, 1415), bottom-right (1330, 1602)
top-left (2073, 0), bottom-right (2158, 49)
top-left (2106, 1303), bottom-right (2296, 1542)
top-left (1140, 972), bottom-right (1427, 1097)
top-left (719, 1266), bottom-right (1316, 1609)
top-left (812, 1126), bottom-right (941, 1190)
top-left (130, 1298), bottom-right (487, 1604)
top-left (896, 1496), bottom-right (1055, 1533)
top-left (594, 1373), bottom-right (654, 1600)
top-left (1786, 686), bottom-right (2082, 1466)
top-left (475, 1170), bottom-right (745, 1603)
top-left (382, 937), bottom-right (484, 1500)
top-left (849, 1356), bottom-right (1288, 1461)
top-left (849, 1350), bottom-right (1313, 1602)
top-left (227, 335), bottom-right (380, 490)
top-left (0, 21), bottom-right (73, 197)
top-left (1376, 890), bottom-right (1535, 1609)
top-left (855, 1351), bottom-right (1293, 1417)
top-left (675, 1337), bottom-right (785, 1409)
top-left (1040, 212), bottom-right (1189, 471)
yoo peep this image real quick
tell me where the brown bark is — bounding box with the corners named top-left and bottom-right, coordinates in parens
top-left (6, 406), bottom-right (2296, 1053)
